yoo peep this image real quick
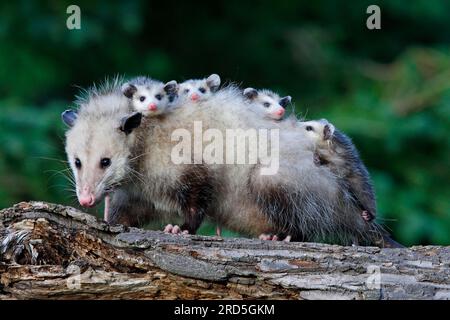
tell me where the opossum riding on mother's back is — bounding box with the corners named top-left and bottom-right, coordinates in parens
top-left (62, 77), bottom-right (400, 247)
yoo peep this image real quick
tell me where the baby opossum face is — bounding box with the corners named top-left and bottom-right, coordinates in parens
top-left (243, 88), bottom-right (291, 120)
top-left (122, 80), bottom-right (178, 116)
top-left (298, 119), bottom-right (335, 146)
top-left (179, 74), bottom-right (221, 103)
top-left (63, 110), bottom-right (142, 208)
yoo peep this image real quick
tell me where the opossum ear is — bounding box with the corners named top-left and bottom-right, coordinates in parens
top-left (61, 109), bottom-right (78, 127)
top-left (206, 74), bottom-right (221, 92)
top-left (279, 96), bottom-right (292, 108)
top-left (243, 88), bottom-right (258, 100)
top-left (121, 83), bottom-right (138, 98)
top-left (323, 123), bottom-right (335, 140)
top-left (120, 112), bottom-right (142, 134)
top-left (164, 80), bottom-right (179, 95)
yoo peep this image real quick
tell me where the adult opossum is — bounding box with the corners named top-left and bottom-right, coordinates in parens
top-left (62, 77), bottom-right (400, 247)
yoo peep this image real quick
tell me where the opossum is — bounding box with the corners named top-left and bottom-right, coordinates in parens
top-left (243, 88), bottom-right (291, 120)
top-left (215, 86), bottom-right (291, 237)
top-left (62, 78), bottom-right (138, 222)
top-left (179, 74), bottom-right (221, 103)
top-left (297, 119), bottom-right (376, 222)
top-left (121, 76), bottom-right (179, 116)
top-left (62, 78), bottom-right (401, 247)
top-left (63, 78), bottom-right (218, 234)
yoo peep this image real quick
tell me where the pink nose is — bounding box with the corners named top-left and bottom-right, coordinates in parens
top-left (148, 103), bottom-right (157, 111)
top-left (79, 188), bottom-right (95, 207)
top-left (275, 108), bottom-right (285, 117)
top-left (191, 93), bottom-right (199, 101)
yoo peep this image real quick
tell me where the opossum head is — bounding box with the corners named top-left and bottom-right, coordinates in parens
top-left (62, 89), bottom-right (142, 208)
top-left (243, 88), bottom-right (291, 120)
top-left (179, 74), bottom-right (221, 102)
top-left (298, 119), bottom-right (335, 147)
top-left (122, 77), bottom-right (178, 116)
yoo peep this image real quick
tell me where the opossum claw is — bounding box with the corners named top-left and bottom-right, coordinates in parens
top-left (172, 225), bottom-right (181, 234)
top-left (164, 224), bottom-right (189, 235)
top-left (259, 233), bottom-right (291, 242)
top-left (361, 210), bottom-right (374, 222)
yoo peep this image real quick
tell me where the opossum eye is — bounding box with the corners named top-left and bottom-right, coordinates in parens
top-left (306, 126), bottom-right (314, 131)
top-left (263, 102), bottom-right (271, 108)
top-left (139, 96), bottom-right (146, 102)
top-left (198, 87), bottom-right (206, 94)
top-left (75, 158), bottom-right (81, 169)
top-left (184, 89), bottom-right (190, 94)
top-left (100, 158), bottom-right (111, 169)
top-left (155, 94), bottom-right (162, 100)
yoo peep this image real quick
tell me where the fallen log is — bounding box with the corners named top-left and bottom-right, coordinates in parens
top-left (0, 201), bottom-right (449, 300)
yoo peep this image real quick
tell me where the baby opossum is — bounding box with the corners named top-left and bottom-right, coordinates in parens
top-left (179, 74), bottom-right (221, 103)
top-left (121, 76), bottom-right (179, 116)
top-left (298, 119), bottom-right (376, 222)
top-left (243, 88), bottom-right (291, 120)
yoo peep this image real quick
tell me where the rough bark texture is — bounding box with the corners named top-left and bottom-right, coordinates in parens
top-left (0, 201), bottom-right (449, 300)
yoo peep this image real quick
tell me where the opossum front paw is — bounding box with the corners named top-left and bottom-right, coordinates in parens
top-left (313, 152), bottom-right (321, 166)
top-left (361, 210), bottom-right (374, 222)
top-left (259, 233), bottom-right (292, 242)
top-left (259, 233), bottom-right (280, 241)
top-left (163, 224), bottom-right (189, 235)
top-left (216, 225), bottom-right (222, 237)
top-left (259, 233), bottom-right (273, 241)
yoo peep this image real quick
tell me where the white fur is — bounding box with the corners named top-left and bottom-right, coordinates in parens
top-left (121, 77), bottom-right (179, 117)
top-left (297, 119), bottom-right (336, 149)
top-left (178, 74), bottom-right (221, 104)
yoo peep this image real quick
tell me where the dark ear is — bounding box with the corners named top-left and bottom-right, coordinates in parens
top-left (120, 112), bottom-right (142, 134)
top-left (61, 109), bottom-right (78, 127)
top-left (279, 96), bottom-right (292, 108)
top-left (121, 83), bottom-right (138, 98)
top-left (164, 80), bottom-right (179, 95)
top-left (206, 74), bottom-right (221, 92)
top-left (323, 123), bottom-right (335, 140)
top-left (243, 88), bottom-right (258, 100)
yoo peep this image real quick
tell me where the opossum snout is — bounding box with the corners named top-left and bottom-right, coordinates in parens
top-left (274, 108), bottom-right (285, 117)
top-left (148, 103), bottom-right (157, 111)
top-left (191, 93), bottom-right (200, 101)
top-left (79, 186), bottom-right (96, 207)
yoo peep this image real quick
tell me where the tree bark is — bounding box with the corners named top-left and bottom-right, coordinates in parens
top-left (0, 201), bottom-right (449, 300)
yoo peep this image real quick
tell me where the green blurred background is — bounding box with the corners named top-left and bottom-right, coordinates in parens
top-left (0, 0), bottom-right (449, 245)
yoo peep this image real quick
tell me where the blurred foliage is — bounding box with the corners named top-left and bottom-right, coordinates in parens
top-left (0, 0), bottom-right (448, 245)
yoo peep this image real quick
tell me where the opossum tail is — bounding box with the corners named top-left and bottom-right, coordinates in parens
top-left (370, 222), bottom-right (405, 248)
top-left (379, 234), bottom-right (405, 248)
